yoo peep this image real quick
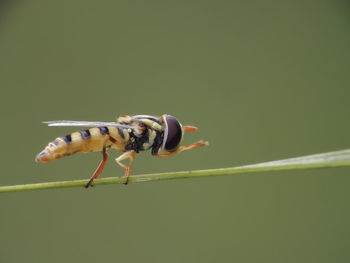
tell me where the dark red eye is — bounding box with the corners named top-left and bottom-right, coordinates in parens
top-left (164, 115), bottom-right (182, 151)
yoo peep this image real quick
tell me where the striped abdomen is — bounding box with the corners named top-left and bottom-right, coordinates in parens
top-left (35, 126), bottom-right (129, 163)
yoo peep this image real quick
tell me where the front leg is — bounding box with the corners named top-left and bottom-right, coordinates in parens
top-left (115, 151), bottom-right (136, 184)
top-left (155, 140), bottom-right (209, 158)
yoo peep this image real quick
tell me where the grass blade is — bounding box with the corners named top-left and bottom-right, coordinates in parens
top-left (1, 149), bottom-right (350, 193)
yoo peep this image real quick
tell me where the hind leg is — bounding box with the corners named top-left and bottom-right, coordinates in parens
top-left (115, 151), bottom-right (136, 184)
top-left (85, 148), bottom-right (109, 188)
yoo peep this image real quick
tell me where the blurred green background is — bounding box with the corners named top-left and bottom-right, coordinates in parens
top-left (0, 0), bottom-right (349, 262)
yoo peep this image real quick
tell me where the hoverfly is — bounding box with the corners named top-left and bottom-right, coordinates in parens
top-left (36, 114), bottom-right (208, 187)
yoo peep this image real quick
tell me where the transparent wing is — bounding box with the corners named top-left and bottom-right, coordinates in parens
top-left (43, 120), bottom-right (129, 128)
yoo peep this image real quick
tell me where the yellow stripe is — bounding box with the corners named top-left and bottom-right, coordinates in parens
top-left (89, 127), bottom-right (101, 136)
top-left (71, 132), bottom-right (82, 142)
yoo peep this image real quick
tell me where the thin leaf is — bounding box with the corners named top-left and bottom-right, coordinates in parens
top-left (1, 149), bottom-right (349, 193)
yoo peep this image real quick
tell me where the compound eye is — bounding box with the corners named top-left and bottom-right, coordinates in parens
top-left (164, 115), bottom-right (182, 152)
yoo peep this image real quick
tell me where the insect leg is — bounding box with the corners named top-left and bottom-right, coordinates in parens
top-left (155, 140), bottom-right (209, 158)
top-left (183, 126), bottom-right (198, 132)
top-left (115, 151), bottom-right (136, 185)
top-left (85, 148), bottom-right (109, 188)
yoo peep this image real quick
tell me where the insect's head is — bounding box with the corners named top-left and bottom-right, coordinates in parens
top-left (158, 114), bottom-right (198, 154)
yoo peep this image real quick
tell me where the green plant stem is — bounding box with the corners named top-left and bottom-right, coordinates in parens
top-left (1, 149), bottom-right (350, 193)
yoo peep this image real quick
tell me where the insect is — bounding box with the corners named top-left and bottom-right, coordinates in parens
top-left (35, 114), bottom-right (208, 187)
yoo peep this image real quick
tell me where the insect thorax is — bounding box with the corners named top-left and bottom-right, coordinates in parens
top-left (123, 122), bottom-right (164, 154)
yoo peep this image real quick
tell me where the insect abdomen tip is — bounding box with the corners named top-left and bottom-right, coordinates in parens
top-left (35, 151), bottom-right (51, 163)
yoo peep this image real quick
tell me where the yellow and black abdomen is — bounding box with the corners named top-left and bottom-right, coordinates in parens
top-left (35, 126), bottom-right (127, 163)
